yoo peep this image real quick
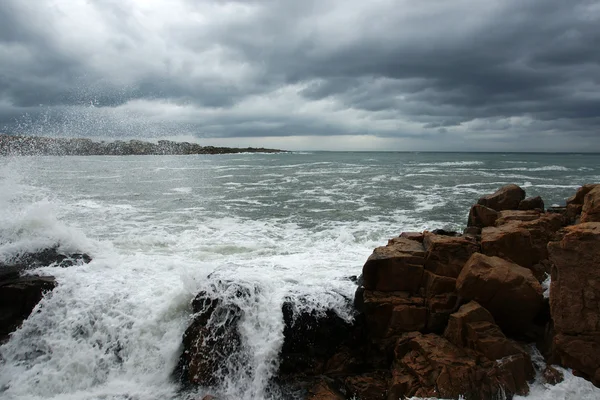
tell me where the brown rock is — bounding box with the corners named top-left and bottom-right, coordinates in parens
top-left (481, 223), bottom-right (535, 268)
top-left (398, 231), bottom-right (424, 242)
top-left (362, 239), bottom-right (425, 292)
top-left (518, 213), bottom-right (566, 263)
top-left (306, 379), bottom-right (345, 400)
top-left (423, 232), bottom-right (479, 278)
top-left (362, 291), bottom-right (426, 338)
top-left (456, 253), bottom-right (544, 335)
top-left (478, 184), bottom-right (526, 211)
top-left (549, 223), bottom-right (600, 335)
top-left (567, 184), bottom-right (600, 206)
top-left (444, 301), bottom-right (495, 348)
top-left (581, 185), bottom-right (600, 222)
top-left (467, 204), bottom-right (498, 228)
top-left (542, 365), bottom-right (564, 385)
top-left (423, 271), bottom-right (456, 296)
top-left (518, 196), bottom-right (545, 211)
top-left (548, 222), bottom-right (600, 384)
top-left (344, 372), bottom-right (389, 400)
top-left (495, 210), bottom-right (540, 226)
top-left (391, 333), bottom-right (530, 399)
top-left (566, 203), bottom-right (583, 222)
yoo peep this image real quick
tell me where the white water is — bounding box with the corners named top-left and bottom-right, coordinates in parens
top-left (1, 153), bottom-right (599, 400)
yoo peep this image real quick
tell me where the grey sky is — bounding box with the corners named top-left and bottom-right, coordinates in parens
top-left (0, 0), bottom-right (599, 151)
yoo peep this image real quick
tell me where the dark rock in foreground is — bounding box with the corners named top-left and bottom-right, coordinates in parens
top-left (0, 247), bottom-right (92, 342)
top-left (0, 134), bottom-right (286, 156)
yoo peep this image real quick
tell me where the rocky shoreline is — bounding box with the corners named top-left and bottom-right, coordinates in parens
top-left (2, 183), bottom-right (600, 399)
top-left (0, 134), bottom-right (286, 156)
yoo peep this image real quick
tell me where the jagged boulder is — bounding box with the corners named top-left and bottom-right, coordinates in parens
top-left (361, 291), bottom-right (427, 338)
top-left (362, 238), bottom-right (425, 292)
top-left (495, 210), bottom-right (541, 226)
top-left (581, 186), bottom-right (600, 222)
top-left (423, 232), bottom-right (479, 278)
top-left (176, 284), bottom-right (245, 386)
top-left (518, 196), bottom-right (545, 211)
top-left (481, 223), bottom-right (535, 268)
top-left (456, 253), bottom-right (543, 335)
top-left (549, 222), bottom-right (600, 385)
top-left (467, 204), bottom-right (498, 228)
top-left (389, 332), bottom-right (531, 400)
top-left (477, 184), bottom-right (525, 211)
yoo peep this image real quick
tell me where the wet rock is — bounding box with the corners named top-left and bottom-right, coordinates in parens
top-left (456, 253), bottom-right (544, 336)
top-left (423, 232), bottom-right (479, 278)
top-left (548, 222), bottom-right (600, 385)
top-left (542, 365), bottom-right (564, 385)
top-left (477, 184), bottom-right (526, 211)
top-left (176, 285), bottom-right (245, 386)
top-left (390, 332), bottom-right (530, 400)
top-left (279, 300), bottom-right (359, 376)
top-left (2, 247), bottom-right (92, 270)
top-left (306, 379), bottom-right (345, 400)
top-left (343, 372), bottom-right (389, 400)
top-left (0, 275), bottom-right (56, 342)
top-left (467, 204), bottom-right (498, 228)
top-left (519, 196), bottom-right (545, 211)
top-left (581, 185), bottom-right (600, 222)
top-left (362, 238), bottom-right (425, 292)
top-left (361, 291), bottom-right (426, 338)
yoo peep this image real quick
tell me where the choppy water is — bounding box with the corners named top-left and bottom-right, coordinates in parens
top-left (0, 152), bottom-right (599, 400)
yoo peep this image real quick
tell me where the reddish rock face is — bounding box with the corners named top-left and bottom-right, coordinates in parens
top-left (306, 379), bottom-right (345, 400)
top-left (467, 204), bottom-right (499, 228)
top-left (481, 223), bottom-right (535, 268)
top-left (362, 238), bottom-right (425, 292)
top-left (389, 332), bottom-right (531, 400)
top-left (477, 184), bottom-right (526, 211)
top-left (423, 232), bottom-right (479, 278)
top-left (362, 291), bottom-right (427, 338)
top-left (456, 253), bottom-right (543, 335)
top-left (581, 186), bottom-right (600, 222)
top-left (398, 231), bottom-right (424, 242)
top-left (567, 184), bottom-right (600, 206)
top-left (549, 222), bottom-right (600, 385)
top-left (519, 196), bottom-right (545, 211)
top-left (495, 210), bottom-right (541, 226)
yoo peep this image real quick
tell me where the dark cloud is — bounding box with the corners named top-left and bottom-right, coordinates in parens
top-left (0, 0), bottom-right (598, 150)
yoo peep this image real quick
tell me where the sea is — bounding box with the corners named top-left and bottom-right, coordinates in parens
top-left (1, 152), bottom-right (599, 400)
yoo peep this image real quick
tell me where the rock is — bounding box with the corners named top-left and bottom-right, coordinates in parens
top-left (495, 210), bottom-right (541, 226)
top-left (0, 275), bottom-right (56, 342)
top-left (467, 204), bottom-right (498, 228)
top-left (2, 247), bottom-right (92, 270)
top-left (477, 184), bottom-right (526, 211)
top-left (390, 332), bottom-right (530, 400)
top-left (456, 253), bottom-right (544, 335)
top-left (581, 185), bottom-right (600, 222)
top-left (201, 396), bottom-right (217, 400)
top-left (519, 196), bottom-right (545, 211)
top-left (362, 238), bottom-right (425, 292)
top-left (444, 301), bottom-right (495, 347)
top-left (279, 299), bottom-right (359, 376)
top-left (306, 379), bottom-right (345, 400)
top-left (567, 184), bottom-right (600, 206)
top-left (344, 372), bottom-right (389, 400)
top-left (398, 232), bottom-right (424, 242)
top-left (548, 222), bottom-right (600, 384)
top-left (423, 232), bottom-right (479, 278)
top-left (423, 271), bottom-right (456, 297)
top-left (463, 226), bottom-right (481, 236)
top-left (361, 291), bottom-right (426, 338)
top-left (481, 223), bottom-right (534, 268)
top-left (176, 284), bottom-right (245, 386)
top-left (517, 213), bottom-right (566, 263)
top-left (542, 365), bottom-right (564, 385)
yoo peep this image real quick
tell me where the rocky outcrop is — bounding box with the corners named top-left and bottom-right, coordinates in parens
top-left (176, 183), bottom-right (600, 397)
top-left (477, 184), bottom-right (526, 211)
top-left (0, 247), bottom-right (92, 342)
top-left (548, 222), bottom-right (600, 385)
top-left (0, 134), bottom-right (285, 156)
top-left (581, 186), bottom-right (600, 223)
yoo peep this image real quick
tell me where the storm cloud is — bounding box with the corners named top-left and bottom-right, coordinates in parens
top-left (0, 0), bottom-right (599, 150)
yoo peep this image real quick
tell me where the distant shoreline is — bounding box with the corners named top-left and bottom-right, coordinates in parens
top-left (0, 135), bottom-right (287, 156)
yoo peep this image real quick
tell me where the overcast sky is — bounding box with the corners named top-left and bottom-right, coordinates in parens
top-left (0, 0), bottom-right (599, 151)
